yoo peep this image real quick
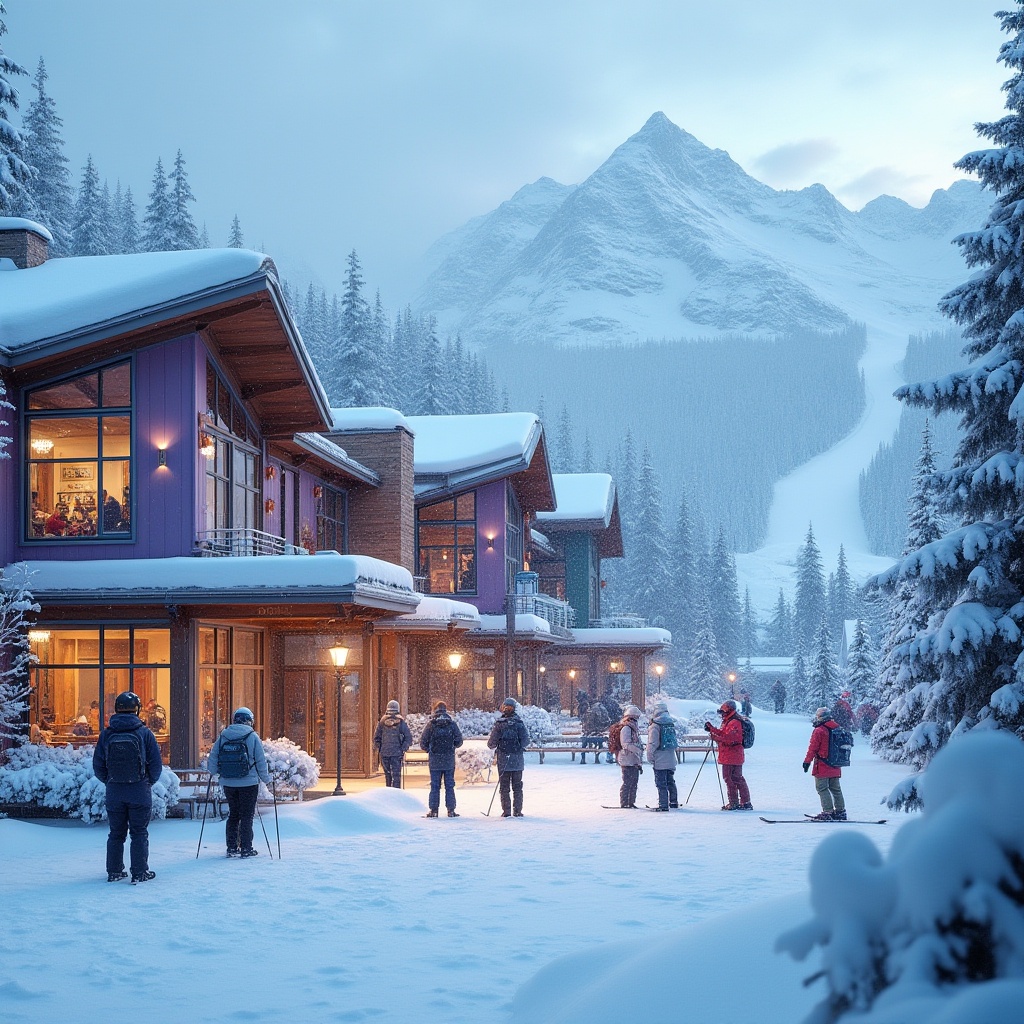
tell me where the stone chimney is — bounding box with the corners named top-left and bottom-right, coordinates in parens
top-left (0, 217), bottom-right (52, 268)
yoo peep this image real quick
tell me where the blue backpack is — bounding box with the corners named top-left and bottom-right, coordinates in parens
top-left (429, 717), bottom-right (456, 757)
top-left (657, 720), bottom-right (678, 750)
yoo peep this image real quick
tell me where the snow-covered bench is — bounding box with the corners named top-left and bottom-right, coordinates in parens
top-left (170, 769), bottom-right (227, 819)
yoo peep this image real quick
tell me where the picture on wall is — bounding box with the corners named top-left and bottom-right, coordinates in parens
top-left (60, 465), bottom-right (94, 481)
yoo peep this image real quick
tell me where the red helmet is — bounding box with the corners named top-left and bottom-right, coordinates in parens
top-left (718, 700), bottom-right (736, 715)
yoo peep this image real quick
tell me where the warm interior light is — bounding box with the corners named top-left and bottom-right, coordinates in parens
top-left (28, 629), bottom-right (51, 644)
top-left (654, 664), bottom-right (664, 676)
top-left (30, 438), bottom-right (54, 456)
top-left (538, 665), bottom-right (546, 674)
top-left (199, 431), bottom-right (215, 460)
top-left (448, 652), bottom-right (463, 671)
top-left (441, 550), bottom-right (448, 561)
top-left (328, 644), bottom-right (350, 668)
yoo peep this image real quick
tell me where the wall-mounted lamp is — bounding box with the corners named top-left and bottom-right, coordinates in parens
top-left (486, 535), bottom-right (495, 549)
top-left (313, 485), bottom-right (323, 499)
top-left (265, 465), bottom-right (277, 480)
top-left (265, 498), bottom-right (276, 514)
top-left (538, 664), bottom-right (546, 674)
top-left (199, 430), bottom-right (215, 460)
top-left (157, 448), bottom-right (167, 468)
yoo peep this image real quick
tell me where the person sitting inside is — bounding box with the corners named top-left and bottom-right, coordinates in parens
top-left (71, 715), bottom-right (90, 736)
top-left (145, 699), bottom-right (167, 732)
top-left (102, 490), bottom-right (123, 532)
top-left (45, 505), bottom-right (68, 535)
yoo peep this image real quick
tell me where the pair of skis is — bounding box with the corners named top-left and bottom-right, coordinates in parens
top-left (760, 814), bottom-right (887, 825)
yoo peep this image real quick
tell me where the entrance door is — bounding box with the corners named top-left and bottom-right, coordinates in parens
top-left (283, 667), bottom-right (361, 773)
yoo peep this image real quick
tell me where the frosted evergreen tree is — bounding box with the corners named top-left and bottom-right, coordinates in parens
top-left (19, 58), bottom-right (71, 253)
top-left (667, 489), bottom-right (700, 657)
top-left (199, 222), bottom-right (210, 248)
top-left (873, 424), bottom-right (947, 764)
top-left (165, 149), bottom-right (199, 249)
top-left (845, 617), bottom-right (877, 705)
top-left (629, 445), bottom-right (672, 625)
top-left (0, 564), bottom-right (38, 744)
top-left (417, 317), bottom-right (445, 415)
top-left (500, 386), bottom-right (509, 413)
top-left (794, 524), bottom-right (827, 656)
top-left (555, 405), bottom-right (576, 471)
top-left (688, 589), bottom-right (724, 700)
top-left (581, 432), bottom-right (594, 472)
top-left (228, 214), bottom-right (244, 248)
top-left (370, 292), bottom-right (394, 405)
top-left (0, 5), bottom-right (29, 216)
top-left (444, 335), bottom-right (470, 414)
top-left (829, 544), bottom-right (858, 647)
top-left (142, 156), bottom-right (174, 251)
top-left (118, 184), bottom-right (139, 254)
top-left (707, 528), bottom-right (742, 663)
top-left (740, 587), bottom-right (759, 661)
top-left (71, 155), bottom-right (108, 256)
top-left (98, 179), bottom-right (112, 251)
top-left (765, 589), bottom-right (793, 655)
top-left (338, 250), bottom-right (383, 406)
top-left (809, 613), bottom-right (839, 710)
top-left (790, 650), bottom-right (809, 711)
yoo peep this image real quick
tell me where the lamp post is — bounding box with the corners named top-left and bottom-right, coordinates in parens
top-left (653, 663), bottom-right (664, 696)
top-left (568, 667), bottom-right (577, 715)
top-left (328, 644), bottom-right (350, 796)
top-left (448, 651), bottom-right (463, 710)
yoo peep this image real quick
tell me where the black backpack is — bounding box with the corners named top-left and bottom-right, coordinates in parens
top-left (738, 715), bottom-right (755, 749)
top-left (217, 734), bottom-right (254, 778)
top-left (822, 724), bottom-right (854, 768)
top-left (106, 731), bottom-right (146, 784)
top-left (497, 719), bottom-right (523, 754)
top-left (429, 717), bottom-right (456, 757)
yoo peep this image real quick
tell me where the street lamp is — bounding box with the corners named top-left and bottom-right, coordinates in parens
top-left (448, 651), bottom-right (463, 710)
top-left (328, 644), bottom-right (350, 796)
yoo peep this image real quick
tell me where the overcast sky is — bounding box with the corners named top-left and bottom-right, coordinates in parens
top-left (4, 1), bottom-right (1008, 303)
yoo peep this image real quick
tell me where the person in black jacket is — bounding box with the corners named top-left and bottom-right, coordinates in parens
top-left (373, 700), bottom-right (413, 787)
top-left (487, 697), bottom-right (531, 817)
top-left (419, 700), bottom-right (464, 817)
top-left (92, 691), bottom-right (163, 883)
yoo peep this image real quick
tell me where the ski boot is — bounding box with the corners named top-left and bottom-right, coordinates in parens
top-left (131, 870), bottom-right (156, 884)
top-left (106, 870), bottom-right (128, 883)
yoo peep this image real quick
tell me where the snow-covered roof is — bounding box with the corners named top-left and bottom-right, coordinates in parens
top-left (17, 553), bottom-right (418, 611)
top-left (569, 626), bottom-right (672, 648)
top-left (293, 433), bottom-right (380, 486)
top-left (530, 528), bottom-right (556, 557)
top-left (375, 595), bottom-right (481, 631)
top-left (0, 248), bottom-right (269, 356)
top-left (0, 216), bottom-right (53, 241)
top-left (742, 657), bottom-right (794, 673)
top-left (536, 474), bottom-right (615, 527)
top-left (329, 407), bottom-right (411, 433)
top-left (472, 613), bottom-right (559, 639)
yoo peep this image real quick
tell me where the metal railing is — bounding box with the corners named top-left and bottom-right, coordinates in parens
top-left (590, 614), bottom-right (649, 628)
top-left (508, 592), bottom-right (577, 636)
top-left (194, 528), bottom-right (309, 557)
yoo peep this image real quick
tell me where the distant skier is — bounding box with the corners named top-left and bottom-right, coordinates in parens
top-left (487, 697), bottom-right (531, 817)
top-left (803, 707), bottom-right (847, 821)
top-left (646, 701), bottom-right (678, 811)
top-left (740, 691), bottom-right (752, 717)
top-left (832, 692), bottom-right (855, 731)
top-left (373, 699), bottom-right (413, 788)
top-left (613, 705), bottom-right (645, 808)
top-left (420, 700), bottom-right (464, 817)
top-left (704, 700), bottom-right (753, 811)
top-left (768, 679), bottom-right (787, 714)
top-left (92, 691), bottom-right (163, 883)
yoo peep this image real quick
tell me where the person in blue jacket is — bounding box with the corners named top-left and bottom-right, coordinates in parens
top-left (93, 691), bottom-right (163, 883)
top-left (419, 700), bottom-right (464, 817)
top-left (208, 707), bottom-right (272, 858)
top-left (487, 697), bottom-right (531, 817)
top-left (373, 700), bottom-right (414, 788)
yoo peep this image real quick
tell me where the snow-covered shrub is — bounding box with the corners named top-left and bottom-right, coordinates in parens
top-left (260, 736), bottom-right (320, 796)
top-left (776, 731), bottom-right (1024, 1024)
top-left (517, 704), bottom-right (555, 743)
top-left (0, 743), bottom-right (180, 821)
top-left (0, 563), bottom-right (38, 749)
top-left (405, 712), bottom-right (428, 745)
top-left (453, 707), bottom-right (499, 738)
top-left (455, 746), bottom-right (492, 784)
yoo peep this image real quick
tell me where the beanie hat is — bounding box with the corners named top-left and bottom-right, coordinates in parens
top-left (719, 700), bottom-right (737, 714)
top-left (814, 707), bottom-right (830, 721)
top-left (500, 697), bottom-right (517, 709)
top-left (432, 700), bottom-right (447, 713)
top-left (650, 701), bottom-right (668, 715)
top-left (624, 705), bottom-right (642, 718)
top-left (386, 700), bottom-right (400, 714)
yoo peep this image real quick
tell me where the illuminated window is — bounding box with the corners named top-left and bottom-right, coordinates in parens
top-left (416, 492), bottom-right (477, 594)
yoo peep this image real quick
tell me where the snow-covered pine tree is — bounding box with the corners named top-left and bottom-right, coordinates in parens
top-left (581, 432), bottom-right (594, 472)
top-left (844, 617), bottom-right (877, 706)
top-left (794, 524), bottom-right (827, 656)
top-left (0, 564), bottom-right (38, 746)
top-left (765, 589), bottom-right (793, 655)
top-left (370, 291), bottom-right (392, 405)
top-left (18, 57), bottom-right (72, 254)
top-left (666, 489), bottom-right (699, 659)
top-left (118, 184), bottom-right (139, 254)
top-left (629, 445), bottom-right (672, 625)
top-left (809, 613), bottom-right (839, 711)
top-left (142, 156), bottom-right (173, 251)
top-left (417, 316), bottom-right (445, 415)
top-left (338, 250), bottom-right (383, 407)
top-left (228, 214), bottom-right (244, 248)
top-left (166, 149), bottom-right (199, 250)
top-left (444, 335), bottom-right (470, 415)
top-left (829, 544), bottom-right (858, 649)
top-left (70, 155), bottom-right (108, 256)
top-left (707, 528), bottom-right (742, 664)
top-left (740, 587), bottom-right (760, 661)
top-left (688, 589), bottom-right (724, 700)
top-left (199, 222), bottom-right (210, 248)
top-left (555, 405), bottom-right (576, 472)
top-left (0, 6), bottom-right (29, 216)
top-left (878, 8), bottom-right (1024, 758)
top-left (790, 649), bottom-right (809, 711)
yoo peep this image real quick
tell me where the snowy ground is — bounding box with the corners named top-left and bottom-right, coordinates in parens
top-left (1, 701), bottom-right (913, 1024)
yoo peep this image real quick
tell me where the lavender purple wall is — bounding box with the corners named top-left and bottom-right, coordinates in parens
top-left (466, 479), bottom-right (508, 615)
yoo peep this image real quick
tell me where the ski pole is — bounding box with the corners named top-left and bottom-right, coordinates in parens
top-left (483, 775), bottom-right (500, 816)
top-left (255, 798), bottom-right (273, 859)
top-left (271, 778), bottom-right (281, 860)
top-left (711, 740), bottom-right (725, 803)
top-left (685, 747), bottom-right (711, 805)
top-left (196, 771), bottom-right (214, 858)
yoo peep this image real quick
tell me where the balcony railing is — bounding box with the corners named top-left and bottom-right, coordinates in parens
top-left (194, 529), bottom-right (310, 557)
top-left (590, 614), bottom-right (649, 628)
top-left (508, 592), bottom-right (576, 637)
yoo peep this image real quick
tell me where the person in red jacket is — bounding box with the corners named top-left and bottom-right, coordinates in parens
top-left (704, 700), bottom-right (752, 811)
top-left (803, 706), bottom-right (846, 821)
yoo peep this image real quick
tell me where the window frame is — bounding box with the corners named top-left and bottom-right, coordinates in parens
top-left (416, 492), bottom-right (478, 596)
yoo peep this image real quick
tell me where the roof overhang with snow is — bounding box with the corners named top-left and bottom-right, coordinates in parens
top-left (287, 433), bottom-right (381, 487)
top-left (16, 553), bottom-right (419, 612)
top-left (535, 473), bottom-right (623, 558)
top-left (470, 613), bottom-right (566, 643)
top-left (407, 413), bottom-right (555, 511)
top-left (373, 595), bottom-right (481, 632)
top-left (0, 249), bottom-right (333, 438)
top-left (568, 627), bottom-right (672, 650)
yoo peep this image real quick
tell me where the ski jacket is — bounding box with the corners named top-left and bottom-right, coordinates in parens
top-left (832, 699), bottom-right (855, 731)
top-left (805, 719), bottom-right (842, 778)
top-left (616, 718), bottom-right (644, 767)
top-left (208, 723), bottom-right (272, 787)
top-left (419, 711), bottom-right (464, 770)
top-left (707, 711), bottom-right (745, 765)
top-left (93, 713), bottom-right (163, 799)
top-left (646, 712), bottom-right (678, 769)
top-left (373, 714), bottom-right (413, 757)
top-left (487, 713), bottom-right (531, 772)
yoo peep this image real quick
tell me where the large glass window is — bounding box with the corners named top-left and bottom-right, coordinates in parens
top-left (505, 485), bottom-right (523, 595)
top-left (416, 492), bottom-right (477, 594)
top-left (26, 361), bottom-right (132, 540)
top-left (198, 625), bottom-right (264, 756)
top-left (316, 484), bottom-right (348, 553)
top-left (28, 627), bottom-right (171, 755)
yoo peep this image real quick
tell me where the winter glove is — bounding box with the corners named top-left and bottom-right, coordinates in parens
top-left (803, 762), bottom-right (810, 773)
top-left (638, 766), bottom-right (643, 774)
top-left (703, 722), bottom-right (712, 732)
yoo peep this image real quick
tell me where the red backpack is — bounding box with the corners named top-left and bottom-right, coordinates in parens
top-left (607, 721), bottom-right (625, 754)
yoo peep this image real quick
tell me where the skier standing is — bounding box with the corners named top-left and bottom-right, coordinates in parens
top-left (803, 707), bottom-right (847, 821)
top-left (373, 699), bottom-right (413, 788)
top-left (646, 701), bottom-right (678, 811)
top-left (487, 697), bottom-right (531, 817)
top-left (92, 691), bottom-right (163, 882)
top-left (420, 700), bottom-right (464, 817)
top-left (704, 700), bottom-right (753, 811)
top-left (768, 679), bottom-right (787, 714)
top-left (208, 707), bottom-right (272, 857)
top-left (615, 705), bottom-right (645, 808)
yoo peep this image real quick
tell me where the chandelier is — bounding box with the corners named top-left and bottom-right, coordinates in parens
top-left (30, 438), bottom-right (54, 456)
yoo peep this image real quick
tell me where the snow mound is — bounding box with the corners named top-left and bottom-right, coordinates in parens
top-left (276, 788), bottom-right (420, 838)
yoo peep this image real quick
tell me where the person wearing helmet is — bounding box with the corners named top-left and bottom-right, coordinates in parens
top-left (207, 708), bottom-right (272, 858)
top-left (92, 691), bottom-right (163, 883)
top-left (373, 699), bottom-right (413, 788)
top-left (615, 705), bottom-right (645, 808)
top-left (704, 700), bottom-right (753, 811)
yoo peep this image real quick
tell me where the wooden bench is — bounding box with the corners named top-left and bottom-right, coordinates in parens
top-left (527, 737), bottom-right (612, 764)
top-left (674, 735), bottom-right (715, 763)
top-left (171, 769), bottom-right (228, 819)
